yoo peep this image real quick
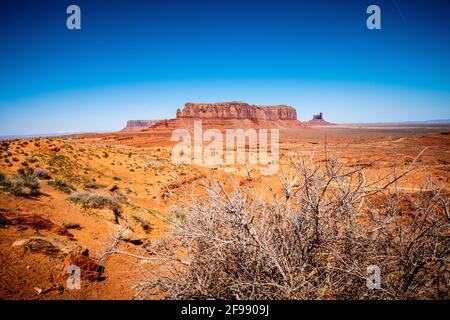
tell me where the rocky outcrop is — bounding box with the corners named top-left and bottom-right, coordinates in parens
top-left (121, 120), bottom-right (159, 132)
top-left (307, 112), bottom-right (333, 126)
top-left (176, 102), bottom-right (297, 121)
top-left (140, 102), bottom-right (305, 136)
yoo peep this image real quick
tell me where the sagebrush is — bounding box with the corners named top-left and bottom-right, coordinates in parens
top-left (69, 191), bottom-right (127, 213)
top-left (0, 171), bottom-right (41, 197)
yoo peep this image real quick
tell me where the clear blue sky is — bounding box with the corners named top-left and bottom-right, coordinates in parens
top-left (0, 0), bottom-right (449, 135)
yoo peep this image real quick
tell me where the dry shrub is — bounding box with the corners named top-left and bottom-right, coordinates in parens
top-left (140, 156), bottom-right (449, 300)
top-left (1, 171), bottom-right (40, 197)
top-left (84, 181), bottom-right (106, 190)
top-left (34, 168), bottom-right (51, 180)
top-left (24, 238), bottom-right (61, 257)
top-left (69, 191), bottom-right (126, 213)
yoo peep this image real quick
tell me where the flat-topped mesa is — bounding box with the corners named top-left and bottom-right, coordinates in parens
top-left (121, 120), bottom-right (159, 132)
top-left (176, 102), bottom-right (297, 121)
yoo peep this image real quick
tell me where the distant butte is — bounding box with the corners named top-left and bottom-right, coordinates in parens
top-left (176, 102), bottom-right (298, 121)
top-left (306, 112), bottom-right (333, 126)
top-left (123, 102), bottom-right (306, 133)
top-left (153, 102), bottom-right (305, 130)
top-left (121, 104), bottom-right (341, 133)
top-left (121, 120), bottom-right (160, 132)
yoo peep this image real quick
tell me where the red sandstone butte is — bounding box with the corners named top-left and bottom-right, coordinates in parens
top-left (123, 102), bottom-right (305, 138)
top-left (306, 112), bottom-right (333, 126)
top-left (121, 120), bottom-right (160, 132)
top-left (176, 102), bottom-right (298, 121)
top-left (150, 101), bottom-right (304, 131)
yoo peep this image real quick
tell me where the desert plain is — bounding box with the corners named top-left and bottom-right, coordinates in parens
top-left (0, 104), bottom-right (449, 299)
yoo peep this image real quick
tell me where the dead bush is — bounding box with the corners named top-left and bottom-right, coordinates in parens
top-left (24, 238), bottom-right (61, 257)
top-left (34, 168), bottom-right (51, 179)
top-left (1, 171), bottom-right (41, 197)
top-left (84, 181), bottom-right (106, 190)
top-left (138, 155), bottom-right (449, 300)
top-left (69, 191), bottom-right (125, 213)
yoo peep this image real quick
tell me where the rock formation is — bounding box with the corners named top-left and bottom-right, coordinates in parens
top-left (145, 102), bottom-right (305, 132)
top-left (121, 120), bottom-right (159, 132)
top-left (307, 112), bottom-right (333, 126)
top-left (313, 112), bottom-right (323, 121)
top-left (126, 102), bottom-right (304, 136)
top-left (176, 102), bottom-right (297, 121)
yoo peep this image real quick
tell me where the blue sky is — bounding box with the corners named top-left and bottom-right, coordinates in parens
top-left (0, 0), bottom-right (449, 135)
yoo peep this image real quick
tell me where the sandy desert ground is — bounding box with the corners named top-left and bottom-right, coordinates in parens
top-left (0, 124), bottom-right (449, 299)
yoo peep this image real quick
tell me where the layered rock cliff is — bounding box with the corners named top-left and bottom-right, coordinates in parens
top-left (125, 102), bottom-right (303, 134)
top-left (121, 120), bottom-right (159, 132)
top-left (176, 102), bottom-right (297, 121)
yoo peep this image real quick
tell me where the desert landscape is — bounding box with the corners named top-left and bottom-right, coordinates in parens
top-left (0, 102), bottom-right (449, 300)
top-left (0, 0), bottom-right (449, 313)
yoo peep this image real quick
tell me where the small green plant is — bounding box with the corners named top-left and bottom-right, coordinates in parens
top-left (48, 179), bottom-right (74, 194)
top-left (47, 154), bottom-right (79, 183)
top-left (112, 176), bottom-right (121, 181)
top-left (48, 154), bottom-right (68, 164)
top-left (132, 215), bottom-right (152, 233)
top-left (175, 211), bottom-right (186, 222)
